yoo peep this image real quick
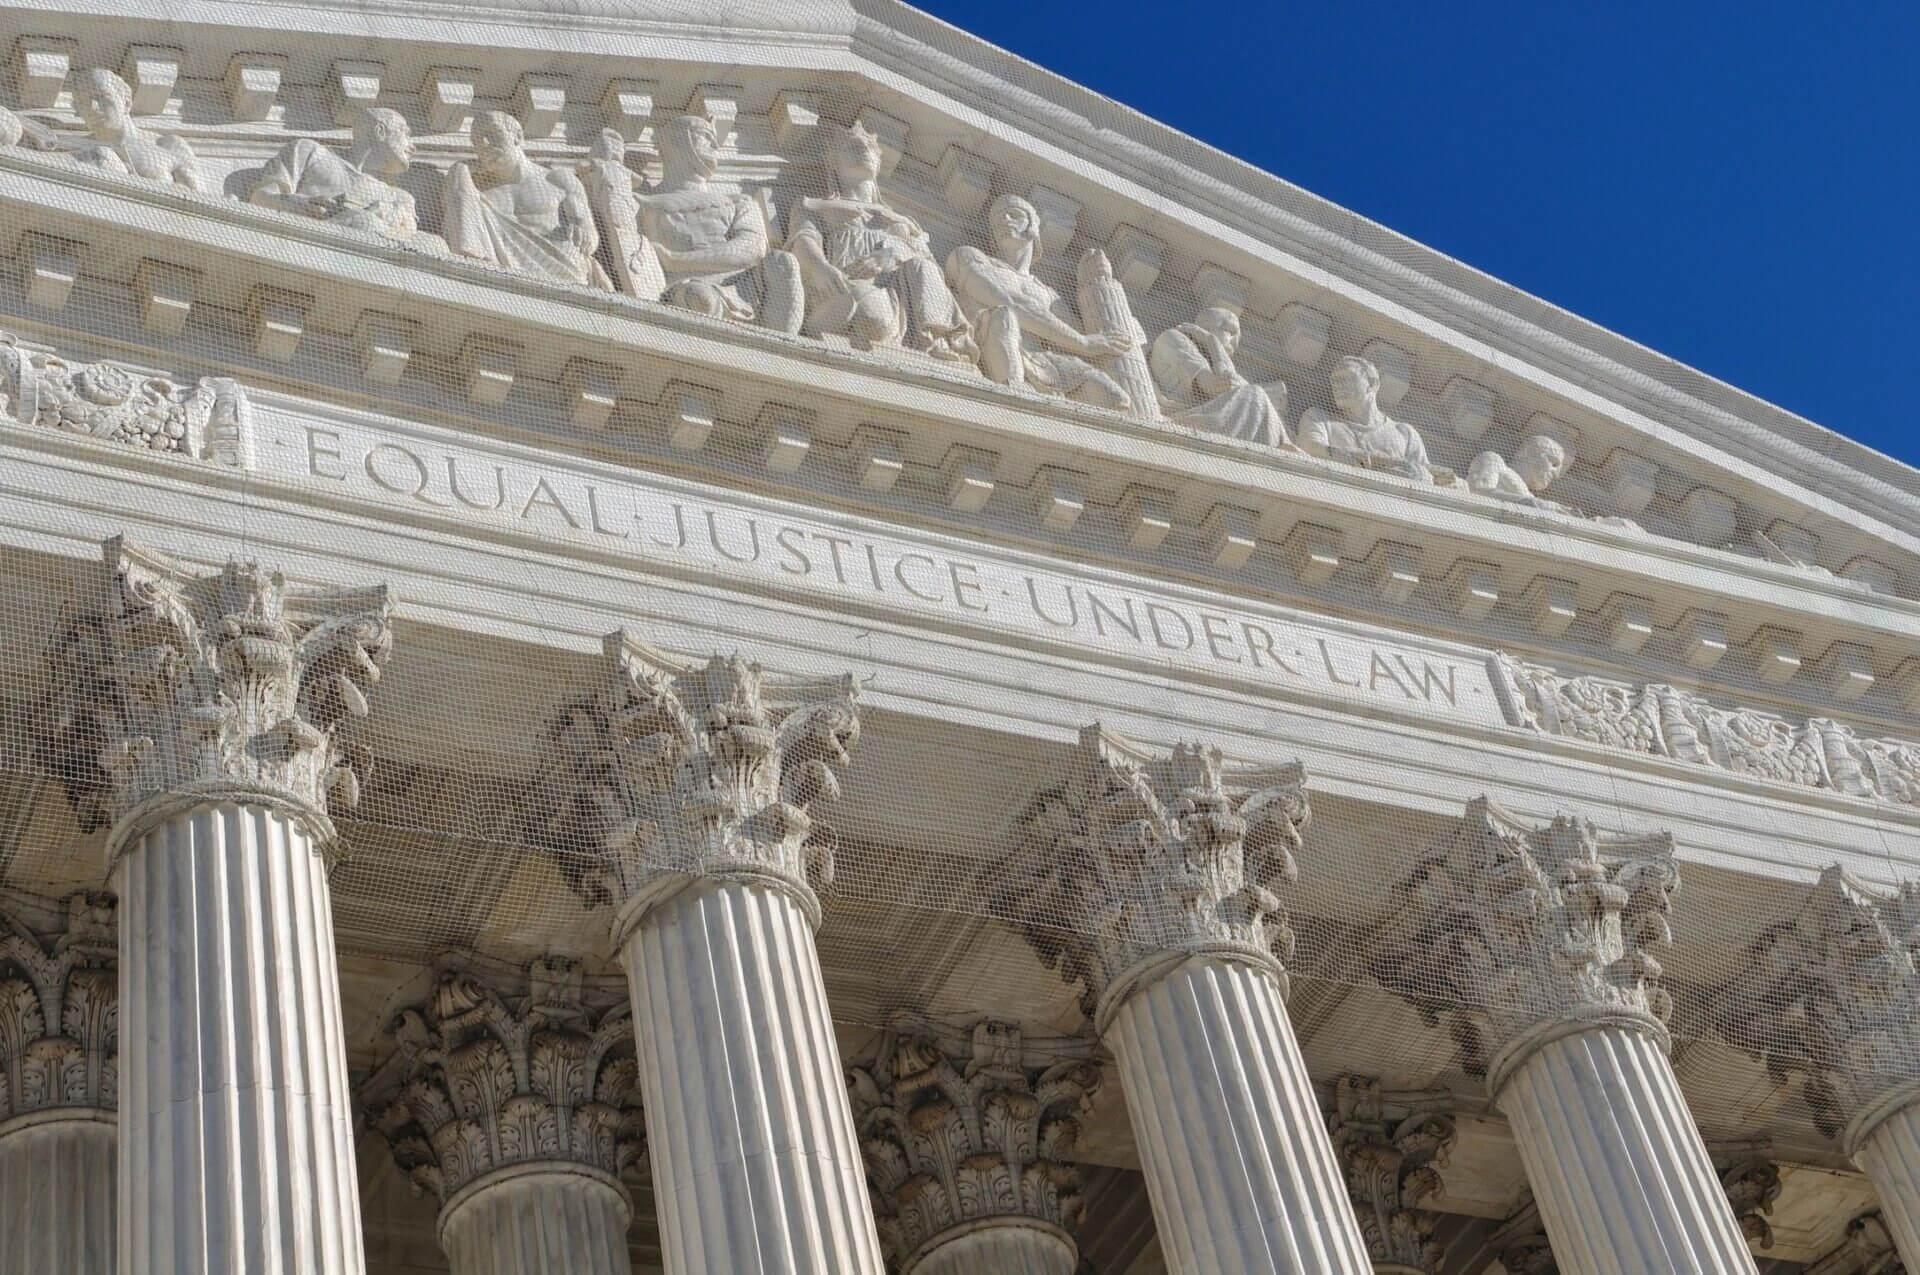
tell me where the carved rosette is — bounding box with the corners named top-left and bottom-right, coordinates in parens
top-left (1714, 868), bottom-right (1920, 1144)
top-left (1372, 797), bottom-right (1678, 1083)
top-left (36, 536), bottom-right (392, 850)
top-left (365, 957), bottom-right (644, 1210)
top-left (532, 629), bottom-right (859, 927)
top-left (1000, 725), bottom-right (1310, 1020)
top-left (1325, 1076), bottom-right (1455, 1273)
top-left (848, 1021), bottom-right (1100, 1271)
top-left (0, 894), bottom-right (117, 1128)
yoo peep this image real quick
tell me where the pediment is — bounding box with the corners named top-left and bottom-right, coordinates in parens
top-left (0, 0), bottom-right (1915, 729)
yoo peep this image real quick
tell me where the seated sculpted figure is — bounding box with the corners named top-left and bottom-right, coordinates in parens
top-left (443, 110), bottom-right (606, 288)
top-left (71, 68), bottom-right (206, 192)
top-left (945, 194), bottom-right (1134, 409)
top-left (250, 107), bottom-right (445, 252)
top-left (1467, 433), bottom-right (1575, 511)
top-left (627, 115), bottom-right (801, 332)
top-left (788, 123), bottom-right (973, 361)
top-left (1150, 305), bottom-right (1290, 448)
top-left (1298, 356), bottom-right (1433, 480)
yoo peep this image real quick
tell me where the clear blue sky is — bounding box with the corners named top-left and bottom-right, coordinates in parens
top-left (914, 1), bottom-right (1920, 469)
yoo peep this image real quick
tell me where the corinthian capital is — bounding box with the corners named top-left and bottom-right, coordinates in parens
top-left (1001, 725), bottom-right (1310, 1019)
top-left (1372, 797), bottom-right (1677, 1082)
top-left (532, 629), bottom-right (859, 925)
top-left (1714, 867), bottom-right (1920, 1144)
top-left (0, 893), bottom-right (117, 1123)
top-left (36, 537), bottom-right (392, 844)
top-left (848, 1020), bottom-right (1101, 1272)
top-left (1325, 1076), bottom-right (1455, 1273)
top-left (364, 956), bottom-right (644, 1207)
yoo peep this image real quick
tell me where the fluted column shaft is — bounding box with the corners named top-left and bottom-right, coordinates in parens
top-left (1494, 1023), bottom-right (1756, 1275)
top-left (116, 801), bottom-right (364, 1275)
top-left (1849, 1102), bottom-right (1920, 1269)
top-left (619, 879), bottom-right (885, 1275)
top-left (438, 1166), bottom-right (633, 1275)
top-left (0, 1111), bottom-right (115, 1273)
top-left (905, 1219), bottom-right (1076, 1275)
top-left (1101, 955), bottom-right (1373, 1275)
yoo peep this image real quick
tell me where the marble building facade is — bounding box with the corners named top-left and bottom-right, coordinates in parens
top-left (0, 2), bottom-right (1917, 1272)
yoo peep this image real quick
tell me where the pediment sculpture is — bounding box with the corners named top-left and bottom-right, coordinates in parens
top-left (789, 122), bottom-right (975, 361)
top-left (1150, 305), bottom-right (1291, 447)
top-left (1298, 356), bottom-right (1434, 481)
top-left (70, 67), bottom-right (206, 192)
top-left (1467, 433), bottom-right (1643, 531)
top-left (442, 109), bottom-right (607, 288)
top-left (250, 107), bottom-right (446, 253)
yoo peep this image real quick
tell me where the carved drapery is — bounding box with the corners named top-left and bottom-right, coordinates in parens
top-left (999, 724), bottom-right (1310, 1021)
top-left (365, 957), bottom-right (645, 1209)
top-left (848, 1021), bottom-right (1100, 1271)
top-left (0, 893), bottom-right (116, 1123)
top-left (36, 536), bottom-right (391, 848)
top-left (532, 628), bottom-right (858, 929)
top-left (1324, 1076), bottom-right (1455, 1273)
top-left (1493, 653), bottom-right (1920, 808)
top-left (1372, 797), bottom-right (1677, 1081)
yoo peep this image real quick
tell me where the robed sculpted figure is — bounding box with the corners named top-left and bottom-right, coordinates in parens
top-left (788, 122), bottom-right (973, 361)
top-left (1150, 305), bottom-right (1290, 447)
top-left (945, 194), bottom-right (1136, 409)
top-left (442, 109), bottom-right (607, 287)
top-left (250, 107), bottom-right (446, 252)
top-left (1299, 356), bottom-right (1434, 480)
top-left (622, 115), bottom-right (802, 332)
top-left (71, 67), bottom-right (206, 191)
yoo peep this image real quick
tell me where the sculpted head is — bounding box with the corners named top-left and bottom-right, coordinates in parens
top-left (77, 68), bottom-right (133, 136)
top-left (660, 114), bottom-right (720, 183)
top-left (831, 122), bottom-right (882, 191)
top-left (471, 110), bottom-right (525, 177)
top-left (1195, 305), bottom-right (1242, 354)
top-left (589, 127), bottom-right (626, 164)
top-left (1512, 434), bottom-right (1571, 493)
top-left (354, 107), bottom-right (414, 175)
top-left (1329, 356), bottom-right (1380, 417)
top-left (987, 194), bottom-right (1042, 263)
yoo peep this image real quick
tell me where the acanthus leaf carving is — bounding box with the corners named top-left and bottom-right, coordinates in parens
top-left (999, 725), bottom-right (1309, 1019)
top-left (1325, 1075), bottom-right (1456, 1273)
top-left (0, 893), bottom-right (118, 1123)
top-left (34, 536), bottom-right (391, 841)
top-left (848, 1020), bottom-right (1100, 1269)
top-left (1371, 797), bottom-right (1677, 1081)
top-left (531, 629), bottom-right (858, 920)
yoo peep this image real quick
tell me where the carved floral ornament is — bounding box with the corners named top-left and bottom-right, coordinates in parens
top-left (34, 536), bottom-right (392, 848)
top-left (997, 725), bottom-right (1311, 1022)
top-left (847, 1020), bottom-right (1101, 1271)
top-left (0, 893), bottom-right (118, 1124)
top-left (529, 629), bottom-right (859, 929)
top-left (363, 956), bottom-right (645, 1210)
top-left (1370, 797), bottom-right (1678, 1086)
top-left (1325, 1075), bottom-right (1456, 1274)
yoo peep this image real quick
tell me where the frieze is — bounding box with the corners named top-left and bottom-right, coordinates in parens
top-left (1492, 652), bottom-right (1920, 807)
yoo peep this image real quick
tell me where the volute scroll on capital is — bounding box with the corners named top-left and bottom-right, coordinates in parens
top-left (1371, 796), bottom-right (1678, 1090)
top-left (530, 628), bottom-right (860, 936)
top-left (34, 536), bottom-right (394, 858)
top-left (997, 724), bottom-right (1312, 1027)
top-left (1325, 1074), bottom-right (1457, 1275)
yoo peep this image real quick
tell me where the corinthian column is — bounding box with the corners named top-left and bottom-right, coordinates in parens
top-left (38, 536), bottom-right (392, 1275)
top-left (0, 892), bottom-right (118, 1274)
top-left (1714, 868), bottom-right (1920, 1270)
top-left (534, 631), bottom-right (883, 1275)
top-left (848, 1020), bottom-right (1101, 1275)
top-left (1374, 798), bottom-right (1755, 1275)
top-left (364, 957), bottom-right (644, 1275)
top-left (1002, 726), bottom-right (1372, 1275)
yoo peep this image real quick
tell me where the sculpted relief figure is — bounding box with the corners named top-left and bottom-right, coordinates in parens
top-left (1467, 433), bottom-right (1576, 511)
top-left (443, 109), bottom-right (607, 287)
top-left (578, 127), bottom-right (648, 294)
top-left (250, 108), bottom-right (445, 252)
top-left (1299, 356), bottom-right (1433, 479)
top-left (71, 68), bottom-right (206, 192)
top-left (1151, 305), bottom-right (1291, 447)
top-left (945, 194), bottom-right (1136, 409)
top-left (788, 123), bottom-right (974, 361)
top-left (626, 114), bottom-right (802, 332)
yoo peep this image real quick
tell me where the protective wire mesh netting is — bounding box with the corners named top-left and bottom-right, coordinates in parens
top-left (0, 44), bottom-right (1915, 1191)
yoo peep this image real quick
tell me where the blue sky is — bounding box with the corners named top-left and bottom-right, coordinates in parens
top-left (913, 1), bottom-right (1920, 469)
